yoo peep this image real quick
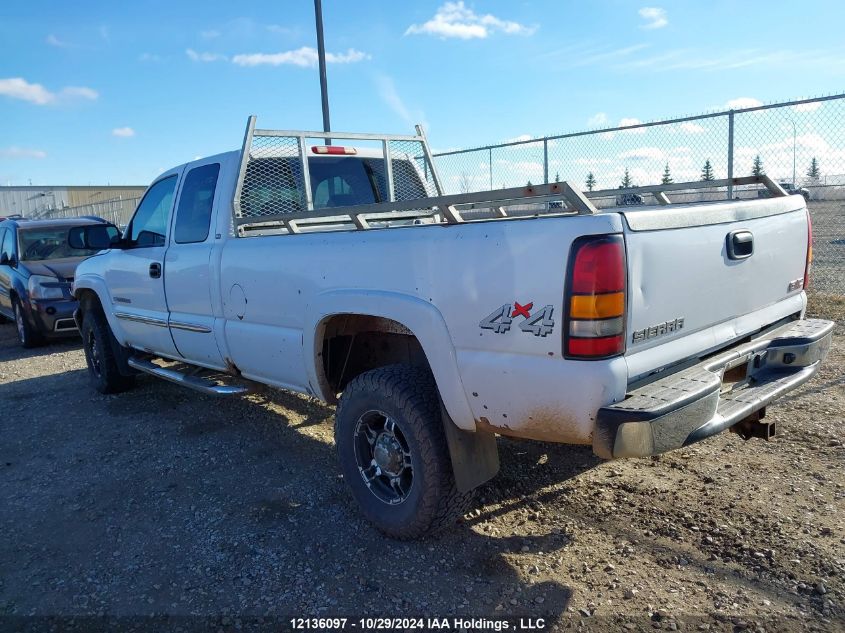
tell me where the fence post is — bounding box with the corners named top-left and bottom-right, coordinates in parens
top-left (727, 110), bottom-right (735, 199)
top-left (488, 147), bottom-right (493, 191)
top-left (543, 138), bottom-right (549, 184)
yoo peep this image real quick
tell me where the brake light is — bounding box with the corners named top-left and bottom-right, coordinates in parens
top-left (565, 235), bottom-right (626, 359)
top-left (804, 209), bottom-right (813, 290)
top-left (311, 145), bottom-right (357, 155)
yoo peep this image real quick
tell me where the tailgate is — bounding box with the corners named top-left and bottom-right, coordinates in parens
top-left (622, 196), bottom-right (810, 380)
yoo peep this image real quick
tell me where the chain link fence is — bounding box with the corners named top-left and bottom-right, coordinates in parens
top-left (35, 196), bottom-right (141, 228)
top-left (433, 94), bottom-right (845, 295)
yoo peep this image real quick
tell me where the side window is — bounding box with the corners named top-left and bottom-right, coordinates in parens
top-left (1, 229), bottom-right (14, 260)
top-left (174, 164), bottom-right (219, 244)
top-left (127, 176), bottom-right (178, 247)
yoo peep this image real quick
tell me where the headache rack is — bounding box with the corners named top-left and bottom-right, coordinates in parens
top-left (231, 116), bottom-right (789, 236)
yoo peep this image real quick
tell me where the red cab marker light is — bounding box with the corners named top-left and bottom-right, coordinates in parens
top-left (311, 145), bottom-right (357, 155)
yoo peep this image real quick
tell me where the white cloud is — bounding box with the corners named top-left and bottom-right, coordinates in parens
top-left (375, 75), bottom-right (427, 129)
top-left (678, 121), bottom-right (705, 134)
top-left (504, 134), bottom-right (534, 143)
top-left (200, 30), bottom-right (221, 39)
top-left (61, 86), bottom-right (98, 100)
top-left (112, 127), bottom-right (135, 138)
top-left (232, 47), bottom-right (370, 67)
top-left (619, 147), bottom-right (665, 161)
top-left (0, 77), bottom-right (55, 105)
top-left (46, 34), bottom-right (71, 48)
top-left (639, 7), bottom-right (668, 29)
top-left (619, 117), bottom-right (647, 134)
top-left (0, 146), bottom-right (47, 159)
top-left (588, 112), bottom-right (609, 127)
top-left (139, 52), bottom-right (162, 62)
top-left (186, 48), bottom-right (228, 63)
top-left (405, 1), bottom-right (536, 39)
top-left (726, 97), bottom-right (763, 109)
top-left (792, 100), bottom-right (822, 113)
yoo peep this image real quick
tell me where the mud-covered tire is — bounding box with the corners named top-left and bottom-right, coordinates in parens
top-left (13, 298), bottom-right (42, 349)
top-left (81, 308), bottom-right (134, 394)
top-left (335, 364), bottom-right (473, 539)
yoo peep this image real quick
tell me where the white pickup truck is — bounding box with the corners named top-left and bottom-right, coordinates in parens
top-left (71, 117), bottom-right (833, 539)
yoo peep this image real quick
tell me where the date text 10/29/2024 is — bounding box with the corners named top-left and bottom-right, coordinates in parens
top-left (289, 617), bottom-right (547, 631)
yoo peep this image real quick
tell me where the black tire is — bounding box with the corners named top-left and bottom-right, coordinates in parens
top-left (81, 308), bottom-right (134, 394)
top-left (335, 364), bottom-right (472, 539)
top-left (12, 297), bottom-right (42, 349)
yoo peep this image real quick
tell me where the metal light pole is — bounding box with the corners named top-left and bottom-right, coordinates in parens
top-left (314, 0), bottom-right (331, 142)
top-left (786, 115), bottom-right (796, 186)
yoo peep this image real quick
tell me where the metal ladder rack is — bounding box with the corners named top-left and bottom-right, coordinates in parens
top-left (231, 116), bottom-right (789, 236)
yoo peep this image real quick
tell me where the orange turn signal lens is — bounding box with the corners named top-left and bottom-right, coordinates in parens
top-left (570, 292), bottom-right (625, 319)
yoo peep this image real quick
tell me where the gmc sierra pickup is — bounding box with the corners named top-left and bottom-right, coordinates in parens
top-left (71, 117), bottom-right (833, 539)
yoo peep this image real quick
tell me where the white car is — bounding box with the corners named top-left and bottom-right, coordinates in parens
top-left (71, 118), bottom-right (833, 538)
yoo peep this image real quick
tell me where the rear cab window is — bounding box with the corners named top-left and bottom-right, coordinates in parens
top-left (239, 156), bottom-right (428, 218)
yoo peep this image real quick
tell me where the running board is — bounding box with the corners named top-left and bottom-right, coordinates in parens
top-left (127, 357), bottom-right (253, 396)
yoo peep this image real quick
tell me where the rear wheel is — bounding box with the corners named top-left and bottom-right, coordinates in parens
top-left (13, 298), bottom-right (42, 349)
top-left (81, 308), bottom-right (134, 394)
top-left (335, 364), bottom-right (472, 539)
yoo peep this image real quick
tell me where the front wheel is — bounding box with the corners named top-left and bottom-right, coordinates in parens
top-left (335, 364), bottom-right (472, 539)
top-left (81, 308), bottom-right (134, 394)
top-left (13, 298), bottom-right (42, 349)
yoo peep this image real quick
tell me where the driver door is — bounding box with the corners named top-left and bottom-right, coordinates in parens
top-left (104, 170), bottom-right (182, 357)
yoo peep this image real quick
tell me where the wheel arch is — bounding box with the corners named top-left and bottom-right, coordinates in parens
top-left (304, 289), bottom-right (476, 431)
top-left (73, 277), bottom-right (128, 346)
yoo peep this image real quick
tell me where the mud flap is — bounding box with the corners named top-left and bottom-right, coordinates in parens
top-left (440, 403), bottom-right (499, 492)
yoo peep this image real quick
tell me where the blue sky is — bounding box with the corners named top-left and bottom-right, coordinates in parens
top-left (1, 0), bottom-right (844, 186)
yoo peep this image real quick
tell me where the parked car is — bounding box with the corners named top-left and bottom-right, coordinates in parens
top-left (71, 119), bottom-right (832, 538)
top-left (0, 217), bottom-right (119, 347)
top-left (615, 192), bottom-right (644, 205)
top-left (758, 182), bottom-right (810, 201)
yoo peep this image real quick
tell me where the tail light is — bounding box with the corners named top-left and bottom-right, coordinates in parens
top-left (564, 235), bottom-right (626, 359)
top-left (804, 209), bottom-right (813, 290)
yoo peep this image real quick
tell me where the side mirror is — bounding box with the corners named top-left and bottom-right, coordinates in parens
top-left (69, 224), bottom-right (122, 250)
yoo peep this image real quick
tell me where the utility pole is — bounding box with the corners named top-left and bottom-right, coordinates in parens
top-left (314, 0), bottom-right (331, 142)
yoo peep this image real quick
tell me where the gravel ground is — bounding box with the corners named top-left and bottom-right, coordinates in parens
top-left (0, 296), bottom-right (843, 632)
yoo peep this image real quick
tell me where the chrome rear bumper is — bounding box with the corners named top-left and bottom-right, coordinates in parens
top-left (594, 318), bottom-right (834, 459)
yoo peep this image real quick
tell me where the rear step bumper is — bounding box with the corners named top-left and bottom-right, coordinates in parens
top-left (594, 318), bottom-right (834, 459)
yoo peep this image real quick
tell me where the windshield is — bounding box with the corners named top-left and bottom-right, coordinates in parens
top-left (19, 226), bottom-right (103, 261)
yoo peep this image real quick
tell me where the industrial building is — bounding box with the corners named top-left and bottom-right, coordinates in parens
top-left (0, 185), bottom-right (147, 225)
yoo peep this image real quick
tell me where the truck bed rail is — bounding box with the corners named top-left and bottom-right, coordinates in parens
top-left (232, 116), bottom-right (789, 236)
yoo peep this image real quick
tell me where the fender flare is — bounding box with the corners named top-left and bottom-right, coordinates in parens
top-left (72, 275), bottom-right (129, 347)
top-left (303, 289), bottom-right (477, 431)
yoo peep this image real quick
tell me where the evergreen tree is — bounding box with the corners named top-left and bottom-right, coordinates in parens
top-left (807, 157), bottom-right (821, 180)
top-left (700, 159), bottom-right (715, 181)
top-left (620, 169), bottom-right (633, 188)
top-left (661, 163), bottom-right (673, 185)
top-left (751, 155), bottom-right (765, 177)
top-left (554, 171), bottom-right (560, 182)
top-left (585, 172), bottom-right (596, 191)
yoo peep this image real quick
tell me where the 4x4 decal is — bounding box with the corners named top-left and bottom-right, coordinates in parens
top-left (480, 302), bottom-right (555, 337)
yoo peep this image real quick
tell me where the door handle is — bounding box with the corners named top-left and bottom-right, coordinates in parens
top-left (149, 262), bottom-right (162, 278)
top-left (726, 230), bottom-right (753, 260)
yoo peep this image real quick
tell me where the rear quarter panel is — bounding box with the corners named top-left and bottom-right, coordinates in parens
top-left (218, 211), bottom-right (627, 439)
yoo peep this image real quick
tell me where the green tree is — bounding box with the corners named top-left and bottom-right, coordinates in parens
top-left (661, 163), bottom-right (673, 185)
top-left (585, 172), bottom-right (596, 191)
top-left (751, 154), bottom-right (765, 177)
top-left (807, 157), bottom-right (821, 180)
top-left (620, 168), bottom-right (633, 188)
top-left (701, 159), bottom-right (715, 181)
top-left (526, 180), bottom-right (532, 187)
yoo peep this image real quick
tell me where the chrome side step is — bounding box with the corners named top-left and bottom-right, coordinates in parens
top-left (127, 357), bottom-right (253, 397)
